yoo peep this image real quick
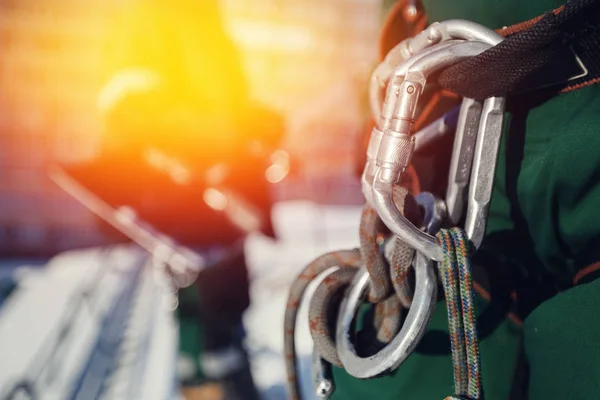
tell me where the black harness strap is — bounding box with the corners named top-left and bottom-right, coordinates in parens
top-left (437, 0), bottom-right (600, 99)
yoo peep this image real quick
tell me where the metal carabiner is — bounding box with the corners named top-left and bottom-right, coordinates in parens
top-left (362, 40), bottom-right (463, 205)
top-left (446, 98), bottom-right (483, 225)
top-left (464, 96), bottom-right (506, 249)
top-left (364, 104), bottom-right (461, 207)
top-left (335, 192), bottom-right (445, 378)
top-left (446, 94), bottom-right (506, 247)
top-left (365, 20), bottom-right (503, 209)
top-left (370, 19), bottom-right (503, 126)
top-left (372, 39), bottom-right (502, 262)
top-left (330, 104), bottom-right (506, 381)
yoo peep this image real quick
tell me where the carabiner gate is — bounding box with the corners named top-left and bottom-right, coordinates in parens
top-left (372, 40), bottom-right (501, 261)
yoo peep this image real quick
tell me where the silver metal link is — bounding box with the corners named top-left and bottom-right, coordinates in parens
top-left (464, 96), bottom-right (506, 249)
top-left (446, 98), bottom-right (483, 225)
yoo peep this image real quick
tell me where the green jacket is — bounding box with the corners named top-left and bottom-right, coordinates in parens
top-left (332, 1), bottom-right (600, 399)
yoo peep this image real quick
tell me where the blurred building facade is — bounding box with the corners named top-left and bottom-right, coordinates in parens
top-left (221, 0), bottom-right (383, 205)
top-left (0, 0), bottom-right (384, 256)
top-left (0, 0), bottom-right (113, 256)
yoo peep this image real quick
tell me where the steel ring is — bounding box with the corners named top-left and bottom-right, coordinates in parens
top-left (335, 251), bottom-right (437, 378)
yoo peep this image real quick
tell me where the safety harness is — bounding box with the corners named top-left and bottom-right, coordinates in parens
top-left (440, 0), bottom-right (600, 98)
top-left (383, 0), bottom-right (600, 99)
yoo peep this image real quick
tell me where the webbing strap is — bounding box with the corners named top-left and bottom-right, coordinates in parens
top-left (438, 0), bottom-right (600, 99)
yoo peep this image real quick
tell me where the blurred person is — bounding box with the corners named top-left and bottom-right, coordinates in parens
top-left (61, 0), bottom-right (284, 398)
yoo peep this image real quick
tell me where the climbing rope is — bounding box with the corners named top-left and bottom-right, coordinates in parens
top-left (437, 228), bottom-right (482, 400)
top-left (284, 187), bottom-right (418, 400)
top-left (284, 249), bottom-right (361, 400)
top-left (390, 234), bottom-right (416, 308)
top-left (308, 186), bottom-right (419, 361)
top-left (282, 10), bottom-right (521, 400)
top-left (284, 201), bottom-right (484, 400)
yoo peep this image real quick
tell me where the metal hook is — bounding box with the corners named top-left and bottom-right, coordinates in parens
top-left (341, 19), bottom-right (506, 383)
top-left (372, 40), bottom-right (499, 261)
top-left (363, 40), bottom-right (463, 205)
top-left (366, 20), bottom-right (504, 209)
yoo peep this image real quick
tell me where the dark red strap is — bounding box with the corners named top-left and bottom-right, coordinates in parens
top-left (496, 6), bottom-right (565, 37)
top-left (573, 236), bottom-right (600, 286)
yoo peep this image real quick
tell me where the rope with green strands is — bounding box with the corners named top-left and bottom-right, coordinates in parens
top-left (437, 227), bottom-right (482, 400)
